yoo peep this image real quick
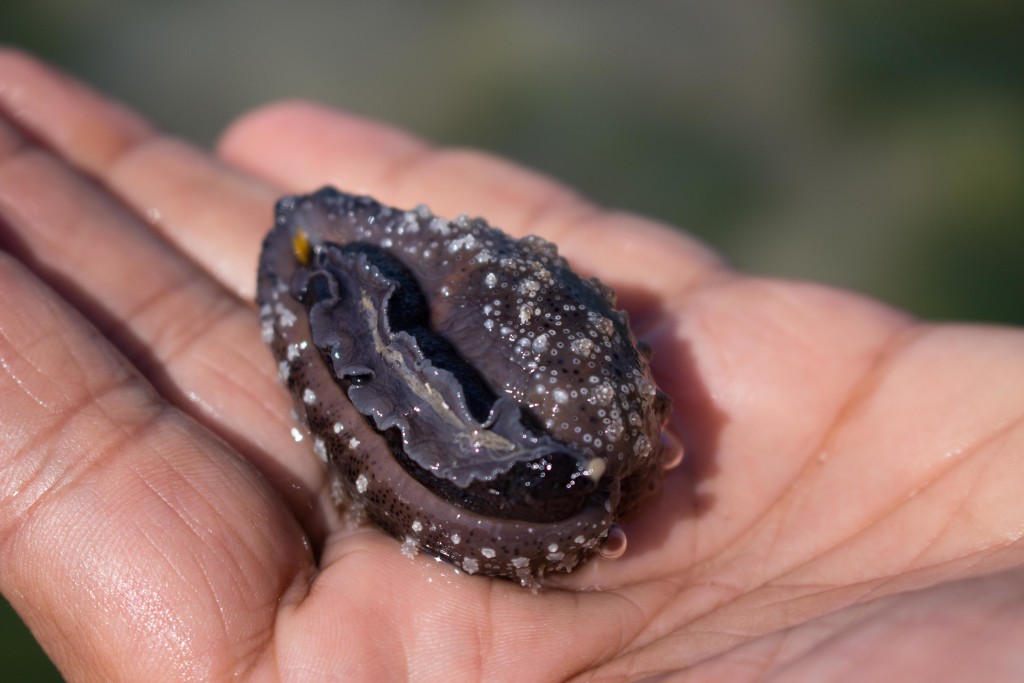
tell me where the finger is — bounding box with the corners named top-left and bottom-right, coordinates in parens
top-left (218, 101), bottom-right (725, 305)
top-left (0, 113), bottom-right (332, 534)
top-left (0, 49), bottom-right (153, 171)
top-left (0, 49), bottom-right (719, 321)
top-left (0, 48), bottom-right (277, 300)
top-left (0, 252), bottom-right (312, 680)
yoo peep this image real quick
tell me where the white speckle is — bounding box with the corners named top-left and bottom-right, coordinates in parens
top-left (355, 473), bottom-right (369, 493)
top-left (605, 421), bottom-right (624, 442)
top-left (523, 234), bottom-right (558, 257)
top-left (546, 551), bottom-right (565, 562)
top-left (302, 388), bottom-right (316, 405)
top-left (552, 389), bottom-right (569, 405)
top-left (277, 306), bottom-right (297, 329)
top-left (278, 361), bottom-right (291, 382)
top-left (349, 437), bottom-right (361, 449)
top-left (532, 334), bottom-right (549, 352)
top-left (518, 304), bottom-right (533, 325)
top-left (574, 535), bottom-right (587, 545)
top-left (333, 422), bottom-right (344, 434)
top-left (415, 203), bottom-right (432, 219)
top-left (400, 536), bottom-right (418, 559)
top-left (440, 286), bottom-right (451, 297)
top-left (451, 533), bottom-right (461, 545)
top-left (330, 476), bottom-right (348, 507)
top-left (571, 338), bottom-right (595, 356)
top-left (484, 272), bottom-right (497, 288)
top-left (290, 427), bottom-right (304, 443)
top-left (429, 217), bottom-right (451, 235)
top-left (589, 383), bottom-right (615, 406)
top-left (511, 556), bottom-right (530, 569)
top-left (411, 520), bottom-right (423, 533)
top-left (585, 458), bottom-right (607, 482)
top-left (634, 435), bottom-right (652, 458)
top-left (484, 319), bottom-right (495, 331)
top-left (638, 378), bottom-right (658, 399)
top-left (260, 319), bottom-right (275, 343)
top-left (517, 278), bottom-right (540, 296)
top-left (313, 438), bottom-right (327, 462)
top-left (447, 234), bottom-right (477, 253)
top-left (481, 547), bottom-right (496, 559)
top-left (548, 543), bottom-right (559, 554)
top-left (286, 343), bottom-right (301, 361)
top-left (592, 315), bottom-right (615, 336)
top-left (462, 557), bottom-right (479, 574)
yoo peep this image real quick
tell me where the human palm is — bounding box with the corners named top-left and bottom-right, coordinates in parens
top-left (1, 50), bottom-right (1022, 682)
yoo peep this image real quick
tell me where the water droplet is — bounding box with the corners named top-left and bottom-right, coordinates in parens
top-left (598, 524), bottom-right (627, 560)
top-left (660, 428), bottom-right (685, 470)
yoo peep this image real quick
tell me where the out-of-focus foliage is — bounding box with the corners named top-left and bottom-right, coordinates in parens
top-left (1, 598), bottom-right (61, 681)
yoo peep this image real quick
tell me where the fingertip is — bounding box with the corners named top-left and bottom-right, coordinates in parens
top-left (0, 45), bottom-right (34, 72)
top-left (0, 47), bottom-right (153, 173)
top-left (0, 45), bottom-right (52, 82)
top-left (214, 99), bottom-right (589, 233)
top-left (216, 99), bottom-right (428, 190)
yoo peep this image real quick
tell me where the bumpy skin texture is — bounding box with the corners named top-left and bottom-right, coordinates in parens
top-left (257, 187), bottom-right (672, 584)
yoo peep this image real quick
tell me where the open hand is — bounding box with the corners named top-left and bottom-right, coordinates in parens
top-left (1, 50), bottom-right (1022, 681)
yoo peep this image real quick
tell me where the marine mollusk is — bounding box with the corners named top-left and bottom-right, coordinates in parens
top-left (257, 187), bottom-right (674, 585)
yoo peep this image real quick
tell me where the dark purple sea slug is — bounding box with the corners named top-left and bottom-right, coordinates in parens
top-left (257, 187), bottom-right (674, 585)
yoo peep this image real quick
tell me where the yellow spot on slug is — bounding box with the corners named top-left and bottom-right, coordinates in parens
top-left (292, 228), bottom-right (311, 265)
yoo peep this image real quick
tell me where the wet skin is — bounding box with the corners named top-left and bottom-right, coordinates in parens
top-left (1, 50), bottom-right (1023, 681)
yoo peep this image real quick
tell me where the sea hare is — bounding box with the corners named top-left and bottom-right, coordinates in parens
top-left (257, 187), bottom-right (676, 585)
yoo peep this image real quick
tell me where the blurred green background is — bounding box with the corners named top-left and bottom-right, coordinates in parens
top-left (2, 0), bottom-right (1022, 678)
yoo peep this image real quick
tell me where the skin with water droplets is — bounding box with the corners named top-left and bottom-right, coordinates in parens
top-left (257, 187), bottom-right (673, 585)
